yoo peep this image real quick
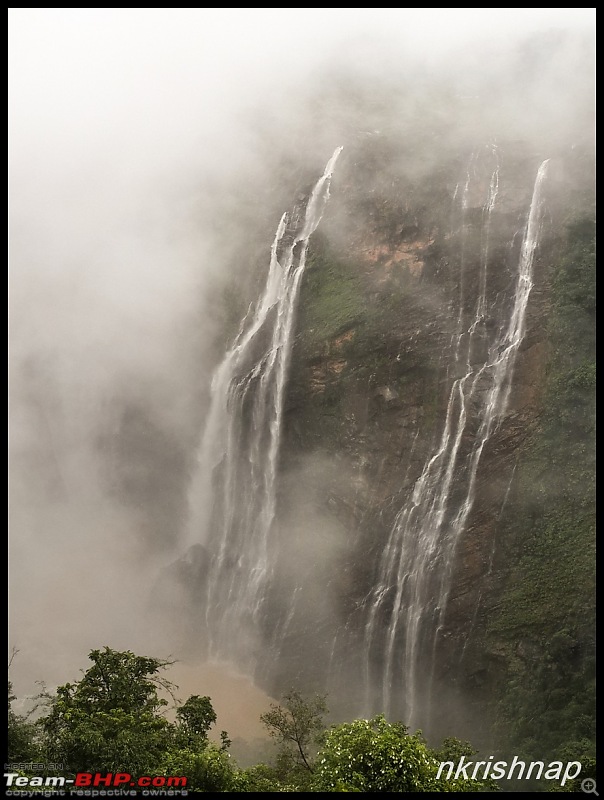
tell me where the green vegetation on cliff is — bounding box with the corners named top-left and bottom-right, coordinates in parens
top-left (297, 241), bottom-right (368, 356)
top-left (489, 216), bottom-right (595, 765)
top-left (287, 232), bottom-right (442, 453)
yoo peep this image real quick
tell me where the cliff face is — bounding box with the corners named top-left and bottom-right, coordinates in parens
top-left (258, 135), bottom-right (594, 750)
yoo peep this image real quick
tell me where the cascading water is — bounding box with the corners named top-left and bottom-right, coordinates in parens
top-left (362, 152), bottom-right (549, 729)
top-left (186, 146), bottom-right (343, 668)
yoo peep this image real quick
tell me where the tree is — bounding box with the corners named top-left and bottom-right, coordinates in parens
top-left (260, 689), bottom-right (327, 788)
top-left (40, 647), bottom-right (180, 777)
top-left (8, 681), bottom-right (39, 763)
top-left (160, 744), bottom-right (238, 793)
top-left (176, 694), bottom-right (217, 746)
top-left (312, 715), bottom-right (499, 793)
top-left (161, 694), bottom-right (240, 791)
top-left (235, 762), bottom-right (287, 793)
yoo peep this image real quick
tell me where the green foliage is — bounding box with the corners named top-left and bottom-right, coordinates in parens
top-left (10, 655), bottom-right (507, 793)
top-left (488, 215), bottom-right (596, 763)
top-left (312, 716), bottom-right (497, 793)
top-left (260, 690), bottom-right (328, 788)
top-left (297, 236), bottom-right (415, 361)
top-left (551, 218), bottom-right (595, 316)
top-left (431, 735), bottom-right (485, 764)
top-left (289, 235), bottom-right (440, 453)
top-left (38, 647), bottom-right (216, 779)
top-left (235, 763), bottom-right (297, 793)
top-left (176, 694), bottom-right (217, 747)
top-left (547, 755), bottom-right (596, 792)
top-left (297, 242), bottom-right (367, 357)
top-left (47, 647), bottom-right (175, 718)
top-left (160, 744), bottom-right (238, 793)
top-left (8, 681), bottom-right (39, 763)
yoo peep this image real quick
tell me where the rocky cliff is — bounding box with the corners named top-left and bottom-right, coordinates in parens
top-left (252, 133), bottom-right (595, 756)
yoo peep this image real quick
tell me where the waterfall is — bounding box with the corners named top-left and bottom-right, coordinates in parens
top-left (362, 154), bottom-right (549, 729)
top-left (186, 146), bottom-right (343, 668)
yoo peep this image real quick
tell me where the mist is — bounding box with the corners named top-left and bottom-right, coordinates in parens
top-left (8, 8), bottom-right (595, 739)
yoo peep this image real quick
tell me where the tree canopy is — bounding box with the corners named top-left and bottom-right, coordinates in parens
top-left (39, 648), bottom-right (179, 777)
top-left (14, 645), bottom-right (592, 792)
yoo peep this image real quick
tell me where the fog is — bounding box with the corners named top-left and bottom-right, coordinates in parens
top-left (8, 8), bottom-right (595, 738)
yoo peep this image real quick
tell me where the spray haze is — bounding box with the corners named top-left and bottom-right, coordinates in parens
top-left (9, 8), bottom-right (594, 740)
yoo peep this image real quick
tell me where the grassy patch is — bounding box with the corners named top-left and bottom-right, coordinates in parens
top-left (296, 242), bottom-right (368, 356)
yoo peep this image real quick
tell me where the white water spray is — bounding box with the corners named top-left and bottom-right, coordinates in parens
top-left (186, 147), bottom-right (343, 667)
top-left (362, 155), bottom-right (549, 728)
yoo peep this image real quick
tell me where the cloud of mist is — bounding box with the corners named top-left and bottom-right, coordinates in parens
top-left (8, 7), bottom-right (595, 734)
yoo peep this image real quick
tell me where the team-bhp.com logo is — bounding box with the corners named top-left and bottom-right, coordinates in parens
top-left (4, 772), bottom-right (187, 796)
